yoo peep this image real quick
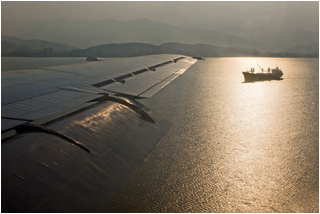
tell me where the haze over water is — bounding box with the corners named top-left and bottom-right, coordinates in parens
top-left (106, 57), bottom-right (319, 212)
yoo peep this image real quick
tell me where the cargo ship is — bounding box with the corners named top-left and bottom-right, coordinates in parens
top-left (242, 66), bottom-right (283, 82)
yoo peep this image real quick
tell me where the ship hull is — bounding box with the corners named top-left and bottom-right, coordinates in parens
top-left (242, 72), bottom-right (283, 82)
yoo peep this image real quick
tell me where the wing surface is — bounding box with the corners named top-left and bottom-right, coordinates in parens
top-left (1, 54), bottom-right (198, 212)
top-left (2, 54), bottom-right (196, 132)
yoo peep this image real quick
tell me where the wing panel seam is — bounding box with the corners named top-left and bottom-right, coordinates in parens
top-left (91, 57), bottom-right (185, 88)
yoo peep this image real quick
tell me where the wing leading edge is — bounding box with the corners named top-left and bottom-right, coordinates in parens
top-left (1, 54), bottom-right (198, 212)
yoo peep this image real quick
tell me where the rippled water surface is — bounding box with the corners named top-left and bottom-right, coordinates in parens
top-left (107, 57), bottom-right (319, 213)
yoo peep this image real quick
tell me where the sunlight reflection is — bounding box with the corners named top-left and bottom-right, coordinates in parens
top-left (202, 57), bottom-right (296, 211)
top-left (73, 102), bottom-right (123, 129)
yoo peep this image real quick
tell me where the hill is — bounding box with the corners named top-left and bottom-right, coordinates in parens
top-left (2, 35), bottom-right (76, 56)
top-left (69, 42), bottom-right (318, 58)
top-left (1, 36), bottom-right (318, 58)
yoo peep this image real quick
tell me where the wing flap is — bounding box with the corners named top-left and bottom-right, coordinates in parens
top-left (139, 72), bottom-right (182, 98)
top-left (2, 119), bottom-right (30, 132)
top-left (101, 57), bottom-right (197, 97)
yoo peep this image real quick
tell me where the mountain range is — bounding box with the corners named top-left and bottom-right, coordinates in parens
top-left (2, 18), bottom-right (318, 52)
top-left (1, 18), bottom-right (318, 58)
top-left (2, 35), bottom-right (318, 58)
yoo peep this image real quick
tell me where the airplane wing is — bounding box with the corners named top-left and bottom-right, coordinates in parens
top-left (1, 54), bottom-right (198, 212)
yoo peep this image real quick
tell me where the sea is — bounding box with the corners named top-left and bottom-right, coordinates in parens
top-left (2, 57), bottom-right (319, 212)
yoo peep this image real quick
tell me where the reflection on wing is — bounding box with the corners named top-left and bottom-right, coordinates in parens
top-left (1, 54), bottom-right (197, 212)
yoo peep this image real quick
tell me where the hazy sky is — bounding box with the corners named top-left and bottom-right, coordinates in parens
top-left (1, 1), bottom-right (319, 32)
